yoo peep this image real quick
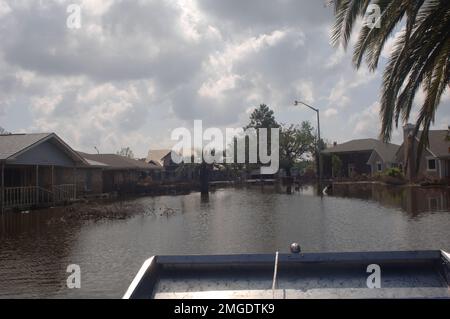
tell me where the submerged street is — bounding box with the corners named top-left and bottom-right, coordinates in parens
top-left (0, 185), bottom-right (449, 298)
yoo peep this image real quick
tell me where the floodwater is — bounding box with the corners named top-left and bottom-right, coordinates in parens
top-left (0, 184), bottom-right (449, 298)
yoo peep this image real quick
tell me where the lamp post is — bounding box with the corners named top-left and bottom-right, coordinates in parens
top-left (294, 100), bottom-right (322, 183)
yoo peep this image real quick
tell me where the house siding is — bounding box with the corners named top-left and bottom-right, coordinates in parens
top-left (367, 152), bottom-right (389, 175)
top-left (403, 139), bottom-right (443, 181)
top-left (102, 170), bottom-right (146, 194)
top-left (76, 168), bottom-right (103, 195)
top-left (13, 141), bottom-right (76, 167)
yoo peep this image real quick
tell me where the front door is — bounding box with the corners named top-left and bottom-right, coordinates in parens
top-left (348, 164), bottom-right (355, 177)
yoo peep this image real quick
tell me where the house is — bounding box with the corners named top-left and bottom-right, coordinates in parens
top-left (321, 139), bottom-right (400, 178)
top-left (0, 133), bottom-right (90, 211)
top-left (146, 149), bottom-right (188, 181)
top-left (79, 153), bottom-right (162, 194)
top-left (146, 149), bottom-right (172, 167)
top-left (395, 124), bottom-right (450, 182)
top-left (76, 158), bottom-right (107, 196)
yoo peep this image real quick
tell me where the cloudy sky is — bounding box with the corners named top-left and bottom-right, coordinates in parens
top-left (0, 0), bottom-right (449, 158)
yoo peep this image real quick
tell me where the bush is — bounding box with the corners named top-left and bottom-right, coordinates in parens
top-left (384, 167), bottom-right (404, 178)
top-left (380, 168), bottom-right (406, 185)
top-left (381, 175), bottom-right (406, 185)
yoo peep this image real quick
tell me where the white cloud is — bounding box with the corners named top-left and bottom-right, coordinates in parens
top-left (294, 80), bottom-right (315, 104)
top-left (324, 107), bottom-right (338, 118)
top-left (325, 46), bottom-right (345, 69)
top-left (328, 78), bottom-right (350, 108)
top-left (0, 0), bottom-right (449, 157)
top-left (351, 101), bottom-right (380, 137)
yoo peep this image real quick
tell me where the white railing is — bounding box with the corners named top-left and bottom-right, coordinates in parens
top-left (2, 184), bottom-right (76, 209)
top-left (3, 187), bottom-right (38, 208)
top-left (53, 184), bottom-right (76, 202)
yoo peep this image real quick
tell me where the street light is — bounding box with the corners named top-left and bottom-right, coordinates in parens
top-left (294, 100), bottom-right (322, 183)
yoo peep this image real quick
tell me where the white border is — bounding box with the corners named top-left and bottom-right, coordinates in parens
top-left (122, 257), bottom-right (155, 299)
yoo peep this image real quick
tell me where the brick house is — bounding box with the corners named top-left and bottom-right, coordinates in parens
top-left (395, 124), bottom-right (450, 182)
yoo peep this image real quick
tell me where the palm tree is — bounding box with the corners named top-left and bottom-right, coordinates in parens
top-left (331, 0), bottom-right (450, 158)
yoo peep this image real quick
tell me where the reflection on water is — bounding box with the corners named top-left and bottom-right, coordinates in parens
top-left (0, 184), bottom-right (449, 298)
top-left (331, 184), bottom-right (450, 216)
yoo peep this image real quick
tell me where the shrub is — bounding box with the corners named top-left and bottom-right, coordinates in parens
top-left (384, 167), bottom-right (404, 178)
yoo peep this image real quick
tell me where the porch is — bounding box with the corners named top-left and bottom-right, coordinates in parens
top-left (1, 164), bottom-right (78, 212)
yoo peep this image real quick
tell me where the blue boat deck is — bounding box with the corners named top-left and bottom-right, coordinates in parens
top-left (124, 251), bottom-right (450, 299)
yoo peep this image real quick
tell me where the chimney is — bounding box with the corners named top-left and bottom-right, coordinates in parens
top-left (403, 123), bottom-right (415, 143)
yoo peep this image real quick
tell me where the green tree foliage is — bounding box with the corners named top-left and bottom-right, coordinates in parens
top-left (279, 122), bottom-right (316, 176)
top-left (245, 104), bottom-right (280, 129)
top-left (243, 104), bottom-right (280, 168)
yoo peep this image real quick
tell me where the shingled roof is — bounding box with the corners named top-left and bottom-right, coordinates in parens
top-left (79, 152), bottom-right (161, 170)
top-left (322, 138), bottom-right (400, 162)
top-left (0, 133), bottom-right (52, 160)
top-left (426, 130), bottom-right (450, 158)
top-left (0, 133), bottom-right (87, 164)
top-left (146, 149), bottom-right (171, 166)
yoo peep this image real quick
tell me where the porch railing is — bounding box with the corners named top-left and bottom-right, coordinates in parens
top-left (53, 184), bottom-right (76, 203)
top-left (2, 184), bottom-right (76, 209)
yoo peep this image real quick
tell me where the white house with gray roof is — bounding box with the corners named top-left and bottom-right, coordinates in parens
top-left (0, 133), bottom-right (92, 211)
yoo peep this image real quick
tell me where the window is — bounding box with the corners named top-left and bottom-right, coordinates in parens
top-left (376, 162), bottom-right (382, 172)
top-left (427, 158), bottom-right (437, 171)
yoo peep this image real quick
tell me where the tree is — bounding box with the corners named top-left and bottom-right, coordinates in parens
top-left (117, 147), bottom-right (134, 158)
top-left (279, 122), bottom-right (316, 177)
top-left (244, 104), bottom-right (280, 168)
top-left (245, 104), bottom-right (280, 129)
top-left (332, 0), bottom-right (450, 159)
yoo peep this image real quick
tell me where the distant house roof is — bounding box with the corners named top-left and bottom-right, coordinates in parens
top-left (322, 138), bottom-right (400, 162)
top-left (0, 133), bottom-right (87, 164)
top-left (146, 149), bottom-right (172, 166)
top-left (84, 158), bottom-right (110, 167)
top-left (79, 152), bottom-right (161, 170)
top-left (426, 130), bottom-right (450, 158)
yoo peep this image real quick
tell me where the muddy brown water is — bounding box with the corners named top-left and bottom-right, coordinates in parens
top-left (0, 184), bottom-right (449, 298)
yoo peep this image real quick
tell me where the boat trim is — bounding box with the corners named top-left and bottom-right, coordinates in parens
top-left (123, 257), bottom-right (155, 299)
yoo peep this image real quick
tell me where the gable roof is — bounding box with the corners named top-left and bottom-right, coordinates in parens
top-left (426, 130), bottom-right (450, 158)
top-left (79, 152), bottom-right (161, 170)
top-left (0, 133), bottom-right (52, 160)
top-left (396, 129), bottom-right (450, 160)
top-left (322, 138), bottom-right (400, 162)
top-left (0, 133), bottom-right (87, 164)
top-left (146, 149), bottom-right (172, 166)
